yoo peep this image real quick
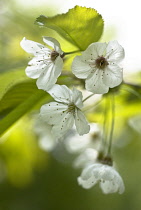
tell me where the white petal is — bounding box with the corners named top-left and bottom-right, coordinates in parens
top-left (25, 66), bottom-right (43, 79)
top-left (100, 180), bottom-right (124, 194)
top-left (65, 134), bottom-right (90, 154)
top-left (118, 181), bottom-right (125, 194)
top-left (40, 102), bottom-right (68, 124)
top-left (72, 88), bottom-right (83, 109)
top-left (52, 112), bottom-right (74, 138)
top-left (75, 109), bottom-right (90, 135)
top-left (78, 175), bottom-right (97, 189)
top-left (36, 56), bottom-right (63, 91)
top-left (35, 119), bottom-right (57, 151)
top-left (38, 134), bottom-right (57, 151)
top-left (43, 36), bottom-right (63, 54)
top-left (53, 56), bottom-right (63, 79)
top-left (25, 58), bottom-right (47, 79)
top-left (48, 84), bottom-right (72, 104)
top-left (82, 42), bottom-right (107, 60)
top-left (103, 64), bottom-right (123, 88)
top-left (65, 122), bottom-right (101, 155)
top-left (77, 164), bottom-right (98, 189)
top-left (85, 70), bottom-right (109, 94)
top-left (106, 40), bottom-right (125, 63)
top-left (101, 181), bottom-right (116, 194)
top-left (100, 170), bottom-right (125, 194)
top-left (74, 148), bottom-right (98, 168)
top-left (28, 54), bottom-right (51, 65)
top-left (36, 63), bottom-right (54, 90)
top-left (72, 56), bottom-right (92, 79)
top-left (20, 37), bottom-right (49, 56)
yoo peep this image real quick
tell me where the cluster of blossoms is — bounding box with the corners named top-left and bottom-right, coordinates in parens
top-left (21, 36), bottom-right (125, 194)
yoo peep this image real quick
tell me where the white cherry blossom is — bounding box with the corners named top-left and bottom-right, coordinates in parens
top-left (78, 163), bottom-right (125, 194)
top-left (64, 123), bottom-right (101, 168)
top-left (73, 148), bottom-right (98, 168)
top-left (34, 118), bottom-right (58, 151)
top-left (20, 37), bottom-right (64, 91)
top-left (65, 123), bottom-right (102, 154)
top-left (40, 84), bottom-right (90, 138)
top-left (72, 41), bottom-right (125, 94)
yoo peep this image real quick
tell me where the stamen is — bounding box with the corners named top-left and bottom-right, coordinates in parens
top-left (95, 56), bottom-right (109, 70)
top-left (51, 50), bottom-right (59, 61)
top-left (67, 103), bottom-right (75, 114)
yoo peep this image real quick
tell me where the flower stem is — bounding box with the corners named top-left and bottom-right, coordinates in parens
top-left (82, 99), bottom-right (102, 112)
top-left (107, 93), bottom-right (115, 156)
top-left (64, 50), bottom-right (80, 55)
top-left (101, 96), bottom-right (109, 151)
top-left (123, 81), bottom-right (141, 88)
top-left (83, 93), bottom-right (94, 102)
top-left (122, 86), bottom-right (141, 99)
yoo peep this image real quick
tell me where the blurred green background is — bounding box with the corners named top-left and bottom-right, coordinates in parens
top-left (0, 0), bottom-right (141, 210)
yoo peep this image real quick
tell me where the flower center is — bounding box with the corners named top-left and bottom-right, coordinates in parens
top-left (67, 103), bottom-right (76, 114)
top-left (95, 56), bottom-right (109, 70)
top-left (51, 50), bottom-right (59, 62)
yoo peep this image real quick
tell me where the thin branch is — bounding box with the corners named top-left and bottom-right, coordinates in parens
top-left (83, 93), bottom-right (94, 102)
top-left (107, 93), bottom-right (115, 156)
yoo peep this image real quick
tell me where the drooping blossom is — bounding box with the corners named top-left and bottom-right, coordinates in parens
top-left (78, 163), bottom-right (125, 194)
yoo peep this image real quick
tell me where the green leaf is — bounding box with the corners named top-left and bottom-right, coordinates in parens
top-left (0, 69), bottom-right (50, 136)
top-left (0, 68), bottom-right (28, 101)
top-left (35, 6), bottom-right (104, 50)
top-left (0, 89), bottom-right (48, 136)
top-left (0, 81), bottom-right (39, 117)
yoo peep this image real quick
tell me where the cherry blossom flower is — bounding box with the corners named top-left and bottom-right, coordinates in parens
top-left (64, 123), bottom-right (101, 168)
top-left (34, 118), bottom-right (58, 151)
top-left (78, 163), bottom-right (125, 194)
top-left (40, 84), bottom-right (90, 138)
top-left (20, 37), bottom-right (64, 90)
top-left (65, 123), bottom-right (102, 154)
top-left (72, 41), bottom-right (125, 94)
top-left (73, 148), bottom-right (98, 168)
